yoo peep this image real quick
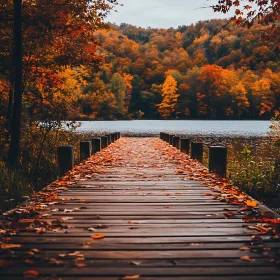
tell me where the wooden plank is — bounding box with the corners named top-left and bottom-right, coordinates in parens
top-left (1, 137), bottom-right (279, 279)
top-left (2, 266), bottom-right (280, 277)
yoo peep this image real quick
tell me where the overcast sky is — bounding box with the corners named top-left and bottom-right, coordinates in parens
top-left (107, 0), bottom-right (234, 28)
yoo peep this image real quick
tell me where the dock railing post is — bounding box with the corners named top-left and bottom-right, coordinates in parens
top-left (180, 138), bottom-right (190, 155)
top-left (101, 136), bottom-right (108, 149)
top-left (92, 138), bottom-right (101, 154)
top-left (107, 134), bottom-right (111, 145)
top-left (209, 146), bottom-right (227, 177)
top-left (80, 141), bottom-right (91, 162)
top-left (191, 142), bottom-right (203, 163)
top-left (169, 134), bottom-right (173, 145)
top-left (172, 136), bottom-right (180, 149)
top-left (57, 145), bottom-right (74, 177)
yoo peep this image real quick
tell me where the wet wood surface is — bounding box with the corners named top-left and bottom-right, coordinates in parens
top-left (1, 137), bottom-right (280, 279)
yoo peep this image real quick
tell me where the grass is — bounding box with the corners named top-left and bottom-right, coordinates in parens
top-left (0, 122), bottom-right (94, 211)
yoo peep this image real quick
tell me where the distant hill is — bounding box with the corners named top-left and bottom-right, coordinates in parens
top-left (81, 19), bottom-right (279, 120)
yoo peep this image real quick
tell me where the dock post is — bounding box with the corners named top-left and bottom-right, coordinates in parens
top-left (80, 141), bottom-right (91, 162)
top-left (107, 134), bottom-right (111, 145)
top-left (160, 132), bottom-right (163, 140)
top-left (111, 133), bottom-right (115, 143)
top-left (101, 136), bottom-right (108, 149)
top-left (57, 146), bottom-right (74, 177)
top-left (209, 146), bottom-right (227, 177)
top-left (172, 136), bottom-right (180, 149)
top-left (92, 138), bottom-right (101, 154)
top-left (169, 134), bottom-right (173, 145)
top-left (191, 142), bottom-right (203, 163)
top-left (180, 138), bottom-right (190, 155)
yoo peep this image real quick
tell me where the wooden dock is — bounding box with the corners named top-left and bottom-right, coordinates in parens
top-left (1, 137), bottom-right (280, 279)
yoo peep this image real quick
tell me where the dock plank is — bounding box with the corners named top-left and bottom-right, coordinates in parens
top-left (1, 137), bottom-right (279, 279)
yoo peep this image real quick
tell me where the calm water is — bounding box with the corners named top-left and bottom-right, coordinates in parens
top-left (76, 120), bottom-right (271, 137)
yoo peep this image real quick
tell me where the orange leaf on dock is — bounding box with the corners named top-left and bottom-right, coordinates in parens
top-left (246, 200), bottom-right (257, 207)
top-left (91, 233), bottom-right (105, 239)
top-left (23, 270), bottom-right (39, 278)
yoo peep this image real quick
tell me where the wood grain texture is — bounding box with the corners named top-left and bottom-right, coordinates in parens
top-left (1, 137), bottom-right (279, 280)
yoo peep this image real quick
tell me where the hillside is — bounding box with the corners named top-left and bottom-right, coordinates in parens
top-left (81, 19), bottom-right (279, 120)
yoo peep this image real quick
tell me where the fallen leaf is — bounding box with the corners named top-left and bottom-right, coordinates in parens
top-left (75, 262), bottom-right (87, 267)
top-left (91, 233), bottom-right (104, 239)
top-left (129, 261), bottom-right (142, 266)
top-left (240, 255), bottom-right (255, 262)
top-left (246, 200), bottom-right (257, 207)
top-left (239, 246), bottom-right (250, 251)
top-left (23, 270), bottom-right (39, 278)
top-left (224, 212), bottom-right (235, 218)
top-left (1, 243), bottom-right (22, 249)
top-left (87, 227), bottom-right (96, 232)
top-left (120, 275), bottom-right (140, 279)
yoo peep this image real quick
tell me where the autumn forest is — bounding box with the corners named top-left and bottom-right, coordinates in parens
top-left (92, 21), bottom-right (280, 120)
top-left (1, 14), bottom-right (280, 123)
top-left (0, 0), bottom-right (280, 210)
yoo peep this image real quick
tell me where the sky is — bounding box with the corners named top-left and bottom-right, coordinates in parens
top-left (106, 0), bottom-right (234, 29)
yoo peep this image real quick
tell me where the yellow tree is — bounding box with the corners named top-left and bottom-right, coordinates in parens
top-left (230, 82), bottom-right (249, 118)
top-left (123, 73), bottom-right (134, 112)
top-left (157, 75), bottom-right (179, 119)
top-left (252, 78), bottom-right (274, 117)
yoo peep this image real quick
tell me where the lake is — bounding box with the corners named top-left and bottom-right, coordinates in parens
top-left (76, 120), bottom-right (271, 138)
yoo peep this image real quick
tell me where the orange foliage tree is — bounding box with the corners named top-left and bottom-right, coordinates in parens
top-left (197, 65), bottom-right (228, 119)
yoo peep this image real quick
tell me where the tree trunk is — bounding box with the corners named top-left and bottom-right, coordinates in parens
top-left (8, 0), bottom-right (23, 166)
top-left (6, 53), bottom-right (15, 139)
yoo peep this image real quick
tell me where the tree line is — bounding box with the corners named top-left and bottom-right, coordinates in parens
top-left (63, 20), bottom-right (280, 120)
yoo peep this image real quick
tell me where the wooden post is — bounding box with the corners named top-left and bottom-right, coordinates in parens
top-left (172, 136), bottom-right (180, 149)
top-left (191, 142), bottom-right (203, 163)
top-left (80, 141), bottom-right (91, 162)
top-left (118, 132), bottom-right (121, 139)
top-left (180, 138), bottom-right (190, 155)
top-left (106, 134), bottom-right (110, 145)
top-left (101, 136), bottom-right (108, 149)
top-left (169, 135), bottom-right (173, 145)
top-left (57, 146), bottom-right (74, 177)
top-left (160, 132), bottom-right (163, 140)
top-left (209, 146), bottom-right (227, 177)
top-left (111, 133), bottom-right (115, 143)
top-left (92, 138), bottom-right (101, 154)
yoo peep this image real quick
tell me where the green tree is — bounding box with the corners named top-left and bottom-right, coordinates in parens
top-left (109, 73), bottom-right (126, 116)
